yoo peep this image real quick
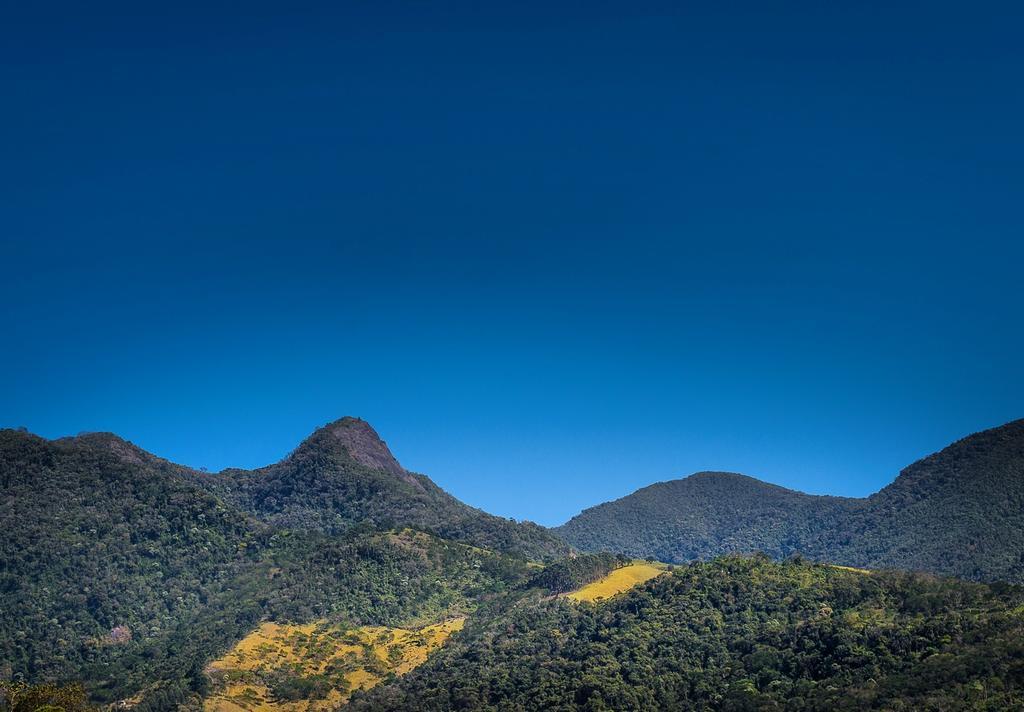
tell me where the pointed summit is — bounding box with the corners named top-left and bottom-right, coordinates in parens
top-left (295, 417), bottom-right (406, 477)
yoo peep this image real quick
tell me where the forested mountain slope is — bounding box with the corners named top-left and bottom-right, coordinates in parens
top-left (352, 556), bottom-right (1024, 711)
top-left (0, 419), bottom-right (559, 708)
top-left (558, 419), bottom-right (1024, 583)
top-left (0, 428), bottom-right (260, 693)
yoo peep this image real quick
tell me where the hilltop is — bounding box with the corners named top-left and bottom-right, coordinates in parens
top-left (557, 471), bottom-right (855, 562)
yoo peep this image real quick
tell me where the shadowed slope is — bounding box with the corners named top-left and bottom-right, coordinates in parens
top-left (820, 418), bottom-right (1024, 581)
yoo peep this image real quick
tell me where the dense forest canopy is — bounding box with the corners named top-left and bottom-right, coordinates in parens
top-left (354, 556), bottom-right (1024, 711)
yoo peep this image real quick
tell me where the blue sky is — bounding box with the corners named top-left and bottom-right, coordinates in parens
top-left (2, 1), bottom-right (1022, 525)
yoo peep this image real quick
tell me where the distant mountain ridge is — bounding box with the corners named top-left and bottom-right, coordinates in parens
top-left (557, 418), bottom-right (1024, 583)
top-left (557, 471), bottom-right (856, 562)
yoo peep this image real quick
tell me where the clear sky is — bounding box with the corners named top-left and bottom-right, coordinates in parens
top-left (2, 1), bottom-right (1022, 526)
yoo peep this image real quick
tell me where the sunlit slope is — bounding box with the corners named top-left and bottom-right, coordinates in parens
top-left (350, 557), bottom-right (1024, 711)
top-left (566, 562), bottom-right (668, 602)
top-left (830, 564), bottom-right (871, 574)
top-left (204, 618), bottom-right (464, 711)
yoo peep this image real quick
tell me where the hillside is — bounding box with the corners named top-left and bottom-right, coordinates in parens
top-left (557, 419), bottom-right (1024, 583)
top-left (203, 617), bottom-right (466, 710)
top-left (0, 420), bottom-right (559, 708)
top-left (351, 555), bottom-right (1024, 711)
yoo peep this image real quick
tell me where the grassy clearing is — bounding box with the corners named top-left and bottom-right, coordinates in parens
top-left (830, 564), bottom-right (872, 574)
top-left (203, 618), bottom-right (464, 711)
top-left (565, 561), bottom-right (668, 602)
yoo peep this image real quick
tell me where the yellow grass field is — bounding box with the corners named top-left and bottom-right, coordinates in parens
top-left (203, 618), bottom-right (464, 711)
top-left (830, 565), bottom-right (872, 575)
top-left (566, 562), bottom-right (669, 603)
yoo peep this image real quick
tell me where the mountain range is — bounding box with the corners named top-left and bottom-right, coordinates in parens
top-left (3, 416), bottom-right (1024, 710)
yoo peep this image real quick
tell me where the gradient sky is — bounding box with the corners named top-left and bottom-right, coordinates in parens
top-left (2, 1), bottom-right (1022, 526)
